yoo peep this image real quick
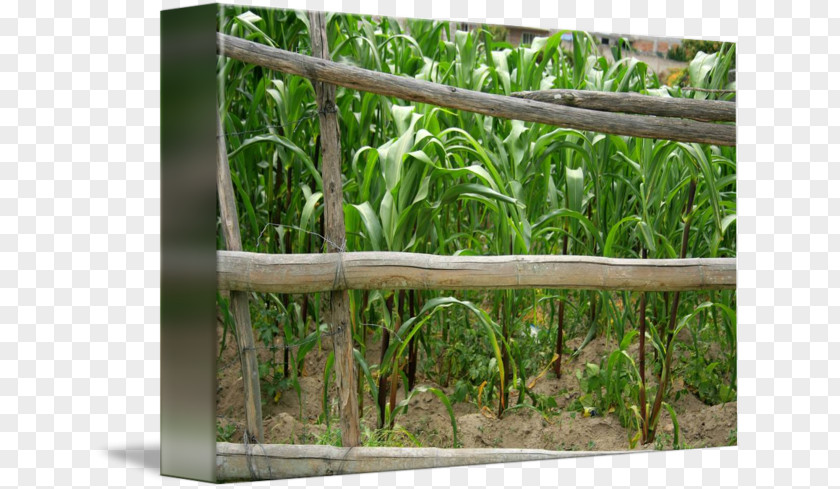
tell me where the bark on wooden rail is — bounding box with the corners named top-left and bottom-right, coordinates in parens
top-left (216, 33), bottom-right (735, 147)
top-left (512, 89), bottom-right (736, 122)
top-left (217, 251), bottom-right (736, 293)
top-left (215, 442), bottom-right (636, 481)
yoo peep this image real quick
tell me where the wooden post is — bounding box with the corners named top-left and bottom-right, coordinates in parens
top-left (216, 111), bottom-right (263, 443)
top-left (308, 11), bottom-right (360, 447)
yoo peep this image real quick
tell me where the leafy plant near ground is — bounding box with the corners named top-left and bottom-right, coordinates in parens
top-left (217, 420), bottom-right (237, 442)
top-left (216, 7), bottom-right (736, 449)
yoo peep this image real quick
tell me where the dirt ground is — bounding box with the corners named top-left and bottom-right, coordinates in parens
top-left (216, 317), bottom-right (736, 452)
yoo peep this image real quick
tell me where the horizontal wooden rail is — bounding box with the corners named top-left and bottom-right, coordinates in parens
top-left (217, 251), bottom-right (736, 293)
top-left (512, 89), bottom-right (735, 122)
top-left (216, 442), bottom-right (637, 481)
top-left (217, 33), bottom-right (735, 147)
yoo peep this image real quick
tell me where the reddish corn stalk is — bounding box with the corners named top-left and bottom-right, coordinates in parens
top-left (377, 295), bottom-right (393, 428)
top-left (639, 247), bottom-right (648, 443)
top-left (406, 289), bottom-right (418, 391)
top-left (387, 291), bottom-right (406, 429)
top-left (646, 178), bottom-right (697, 443)
top-left (553, 230), bottom-right (569, 378)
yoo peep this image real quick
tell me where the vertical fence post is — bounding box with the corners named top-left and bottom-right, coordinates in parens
top-left (216, 110), bottom-right (264, 443)
top-left (308, 10), bottom-right (361, 447)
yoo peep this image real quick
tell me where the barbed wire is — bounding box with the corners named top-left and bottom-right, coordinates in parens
top-left (217, 413), bottom-right (354, 478)
top-left (216, 112), bottom-right (320, 139)
top-left (217, 103), bottom-right (339, 139)
top-left (217, 325), bottom-right (342, 372)
top-left (254, 222), bottom-right (350, 291)
top-left (255, 222), bottom-right (344, 254)
top-left (217, 321), bottom-right (404, 373)
top-left (218, 404), bottom-right (271, 478)
top-left (683, 86), bottom-right (736, 94)
top-left (217, 414), bottom-right (246, 431)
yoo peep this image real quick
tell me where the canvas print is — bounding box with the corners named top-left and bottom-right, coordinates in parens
top-left (211, 4), bottom-right (736, 481)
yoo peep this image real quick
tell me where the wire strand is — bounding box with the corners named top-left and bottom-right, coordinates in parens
top-left (216, 112), bottom-right (320, 139)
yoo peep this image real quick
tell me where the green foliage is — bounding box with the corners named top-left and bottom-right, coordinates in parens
top-left (667, 39), bottom-right (726, 62)
top-left (653, 432), bottom-right (672, 450)
top-left (216, 420), bottom-right (237, 442)
top-left (727, 429), bottom-right (737, 446)
top-left (676, 298), bottom-right (737, 405)
top-left (314, 424), bottom-right (343, 446)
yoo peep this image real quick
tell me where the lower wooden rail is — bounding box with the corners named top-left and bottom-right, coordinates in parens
top-left (216, 442), bottom-right (639, 481)
top-left (217, 251), bottom-right (736, 293)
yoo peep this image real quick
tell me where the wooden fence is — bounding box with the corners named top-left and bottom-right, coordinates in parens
top-left (215, 15), bottom-right (735, 481)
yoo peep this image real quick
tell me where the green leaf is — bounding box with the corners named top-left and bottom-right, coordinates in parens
top-left (687, 51), bottom-right (718, 97)
top-left (393, 385), bottom-right (458, 447)
top-left (229, 171), bottom-right (259, 241)
top-left (619, 330), bottom-right (639, 351)
top-left (532, 208), bottom-right (603, 252)
top-left (350, 201), bottom-right (384, 251)
top-left (234, 11), bottom-right (277, 47)
top-left (228, 134), bottom-right (322, 190)
top-left (636, 220), bottom-right (657, 254)
top-left (721, 214), bottom-right (736, 235)
top-left (565, 166), bottom-right (584, 214)
top-left (298, 190), bottom-right (323, 250)
top-left (663, 402), bottom-right (681, 449)
top-left (440, 183), bottom-right (524, 209)
top-left (603, 215), bottom-right (641, 257)
top-left (380, 107), bottom-right (422, 192)
top-left (379, 191), bottom-right (396, 250)
top-left (353, 348), bottom-right (378, 405)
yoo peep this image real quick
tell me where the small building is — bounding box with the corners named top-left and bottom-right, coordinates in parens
top-left (590, 32), bottom-right (684, 58)
top-left (450, 22), bottom-right (552, 47)
top-left (449, 24), bottom-right (683, 58)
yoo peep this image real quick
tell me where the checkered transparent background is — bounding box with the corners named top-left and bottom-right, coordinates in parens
top-left (1, 0), bottom-right (836, 487)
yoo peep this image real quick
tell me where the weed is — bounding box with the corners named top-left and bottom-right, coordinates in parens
top-left (314, 424), bottom-right (343, 446)
top-left (653, 432), bottom-right (671, 451)
top-left (727, 429), bottom-right (737, 446)
top-left (216, 420), bottom-right (237, 442)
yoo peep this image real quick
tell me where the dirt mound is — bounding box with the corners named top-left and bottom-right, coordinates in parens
top-left (216, 320), bottom-right (736, 451)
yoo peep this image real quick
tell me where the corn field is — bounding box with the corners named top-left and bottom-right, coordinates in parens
top-left (216, 7), bottom-right (736, 451)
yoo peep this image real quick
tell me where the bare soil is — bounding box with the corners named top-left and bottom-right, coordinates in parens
top-left (216, 318), bottom-right (735, 451)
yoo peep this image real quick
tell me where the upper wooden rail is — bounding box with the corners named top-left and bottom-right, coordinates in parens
top-left (217, 251), bottom-right (736, 293)
top-left (512, 89), bottom-right (735, 122)
top-left (217, 33), bottom-right (735, 147)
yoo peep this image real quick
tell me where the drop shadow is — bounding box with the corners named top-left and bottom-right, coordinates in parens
top-left (106, 444), bottom-right (161, 477)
